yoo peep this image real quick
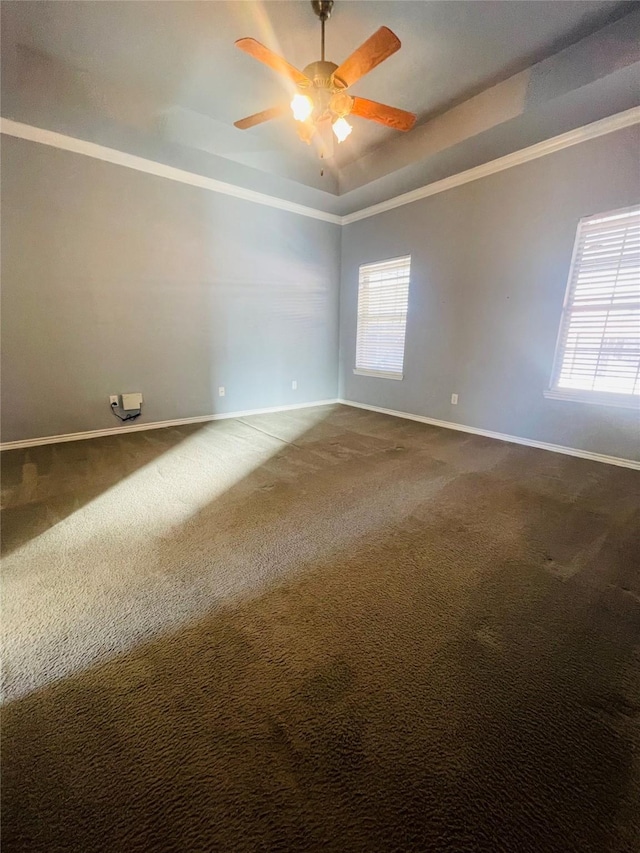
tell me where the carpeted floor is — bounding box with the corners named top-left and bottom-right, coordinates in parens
top-left (2, 404), bottom-right (639, 852)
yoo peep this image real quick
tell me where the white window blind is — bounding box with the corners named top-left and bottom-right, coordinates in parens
top-left (355, 256), bottom-right (410, 380)
top-left (547, 205), bottom-right (640, 407)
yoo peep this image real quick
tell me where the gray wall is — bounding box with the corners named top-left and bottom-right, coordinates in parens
top-left (3, 126), bottom-right (639, 457)
top-left (340, 125), bottom-right (640, 461)
top-left (1, 137), bottom-right (340, 442)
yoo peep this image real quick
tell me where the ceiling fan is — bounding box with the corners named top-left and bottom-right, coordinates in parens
top-left (233, 0), bottom-right (416, 156)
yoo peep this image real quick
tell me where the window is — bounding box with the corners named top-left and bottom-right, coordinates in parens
top-left (547, 205), bottom-right (640, 407)
top-left (354, 255), bottom-right (410, 380)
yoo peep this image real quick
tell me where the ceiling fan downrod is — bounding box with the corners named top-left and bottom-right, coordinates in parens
top-left (312, 0), bottom-right (334, 62)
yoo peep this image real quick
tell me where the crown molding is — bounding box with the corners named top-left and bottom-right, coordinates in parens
top-left (2, 108), bottom-right (639, 227)
top-left (341, 107), bottom-right (640, 225)
top-left (338, 400), bottom-right (640, 470)
top-left (0, 118), bottom-right (343, 225)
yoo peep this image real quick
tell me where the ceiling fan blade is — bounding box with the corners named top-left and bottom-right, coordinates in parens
top-left (235, 38), bottom-right (310, 86)
top-left (332, 27), bottom-right (401, 89)
top-left (234, 105), bottom-right (288, 130)
top-left (350, 97), bottom-right (416, 131)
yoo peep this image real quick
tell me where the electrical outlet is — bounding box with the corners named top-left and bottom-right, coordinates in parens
top-left (451, 393), bottom-right (459, 405)
top-left (109, 395), bottom-right (119, 406)
top-left (218, 386), bottom-right (225, 397)
top-left (292, 380), bottom-right (297, 390)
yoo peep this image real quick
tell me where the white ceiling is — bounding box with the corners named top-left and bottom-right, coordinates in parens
top-left (1, 1), bottom-right (636, 205)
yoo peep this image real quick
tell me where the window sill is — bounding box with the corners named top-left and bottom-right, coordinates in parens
top-left (353, 368), bottom-right (403, 381)
top-left (544, 388), bottom-right (640, 410)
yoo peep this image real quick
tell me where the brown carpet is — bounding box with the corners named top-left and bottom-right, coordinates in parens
top-left (2, 404), bottom-right (639, 852)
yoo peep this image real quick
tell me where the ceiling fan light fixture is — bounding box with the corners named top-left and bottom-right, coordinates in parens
top-left (329, 91), bottom-right (353, 118)
top-left (291, 93), bottom-right (313, 122)
top-left (296, 120), bottom-right (316, 144)
top-left (332, 116), bottom-right (352, 142)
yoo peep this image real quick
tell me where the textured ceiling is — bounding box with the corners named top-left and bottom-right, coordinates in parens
top-left (1, 1), bottom-right (636, 208)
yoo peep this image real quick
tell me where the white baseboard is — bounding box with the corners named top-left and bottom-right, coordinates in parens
top-left (338, 399), bottom-right (640, 471)
top-left (0, 399), bottom-right (339, 451)
top-left (4, 398), bottom-right (638, 470)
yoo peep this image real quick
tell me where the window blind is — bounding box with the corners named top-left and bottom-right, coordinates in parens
top-left (549, 205), bottom-right (640, 404)
top-left (355, 256), bottom-right (411, 379)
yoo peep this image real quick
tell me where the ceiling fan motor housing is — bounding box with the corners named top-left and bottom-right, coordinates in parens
top-left (300, 61), bottom-right (354, 122)
top-left (302, 60), bottom-right (338, 88)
